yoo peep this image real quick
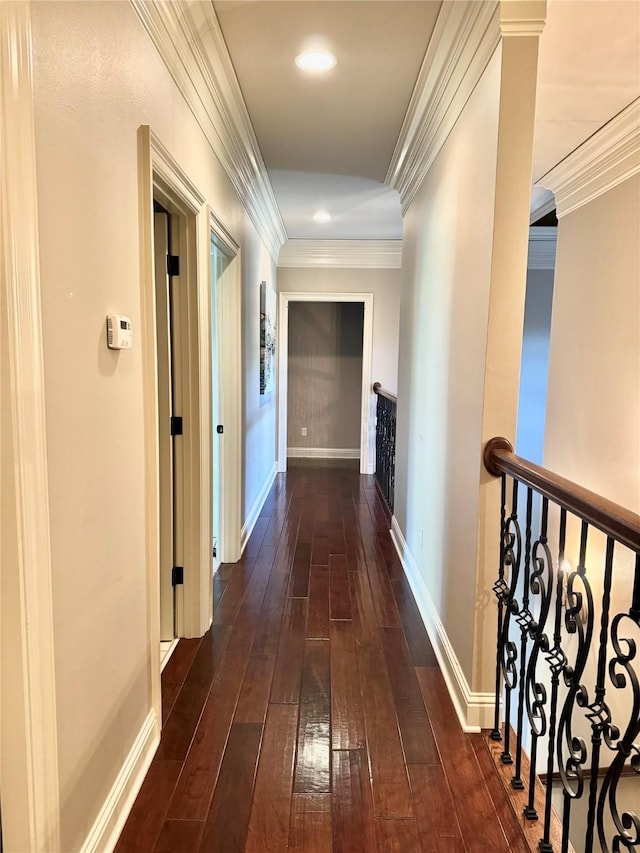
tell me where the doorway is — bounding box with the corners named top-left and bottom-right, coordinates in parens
top-left (277, 292), bottom-right (375, 474)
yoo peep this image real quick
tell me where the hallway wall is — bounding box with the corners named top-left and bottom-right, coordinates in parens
top-left (544, 173), bottom-right (640, 619)
top-left (278, 266), bottom-right (401, 394)
top-left (394, 47), bottom-right (501, 704)
top-left (28, 2), bottom-right (276, 849)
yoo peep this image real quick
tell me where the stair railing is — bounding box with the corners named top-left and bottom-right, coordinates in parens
top-left (484, 437), bottom-right (640, 853)
top-left (373, 382), bottom-right (396, 514)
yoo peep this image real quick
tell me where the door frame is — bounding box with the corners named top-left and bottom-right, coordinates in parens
top-left (138, 126), bottom-right (214, 722)
top-left (0, 4), bottom-right (61, 849)
top-left (277, 291), bottom-right (375, 475)
top-left (209, 210), bottom-right (242, 567)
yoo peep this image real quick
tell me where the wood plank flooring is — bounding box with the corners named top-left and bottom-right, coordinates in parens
top-left (115, 461), bottom-right (527, 852)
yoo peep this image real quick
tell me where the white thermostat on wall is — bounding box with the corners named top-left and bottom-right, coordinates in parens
top-left (106, 314), bottom-right (133, 350)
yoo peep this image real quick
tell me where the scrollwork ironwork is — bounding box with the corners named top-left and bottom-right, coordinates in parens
top-left (597, 607), bottom-right (640, 852)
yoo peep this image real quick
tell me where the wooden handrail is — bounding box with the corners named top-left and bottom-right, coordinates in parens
top-left (372, 382), bottom-right (397, 405)
top-left (484, 436), bottom-right (640, 554)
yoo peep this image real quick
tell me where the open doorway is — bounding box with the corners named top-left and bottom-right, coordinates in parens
top-left (286, 301), bottom-right (364, 461)
top-left (277, 292), bottom-right (374, 474)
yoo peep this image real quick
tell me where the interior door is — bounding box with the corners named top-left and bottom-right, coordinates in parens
top-left (154, 208), bottom-right (175, 640)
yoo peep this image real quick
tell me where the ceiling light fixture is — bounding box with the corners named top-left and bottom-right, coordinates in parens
top-left (313, 210), bottom-right (332, 223)
top-left (295, 50), bottom-right (337, 72)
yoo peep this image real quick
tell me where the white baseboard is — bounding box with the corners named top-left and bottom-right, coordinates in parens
top-left (287, 447), bottom-right (360, 459)
top-left (389, 516), bottom-right (494, 732)
top-left (80, 709), bottom-right (160, 853)
top-left (241, 462), bottom-right (277, 554)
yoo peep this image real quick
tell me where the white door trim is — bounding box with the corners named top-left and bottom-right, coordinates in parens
top-left (138, 126), bottom-right (212, 730)
top-left (210, 211), bottom-right (242, 565)
top-left (277, 292), bottom-right (375, 475)
top-left (0, 3), bottom-right (61, 850)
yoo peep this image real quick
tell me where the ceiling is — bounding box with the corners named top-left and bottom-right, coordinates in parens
top-left (213, 0), bottom-right (640, 240)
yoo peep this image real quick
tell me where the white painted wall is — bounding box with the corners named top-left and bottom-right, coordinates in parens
top-left (29, 2), bottom-right (276, 849)
top-left (545, 175), bottom-right (640, 513)
top-left (394, 49), bottom-right (502, 687)
top-left (277, 266), bottom-right (401, 394)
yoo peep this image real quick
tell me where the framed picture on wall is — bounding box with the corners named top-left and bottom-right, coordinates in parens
top-left (260, 280), bottom-right (276, 397)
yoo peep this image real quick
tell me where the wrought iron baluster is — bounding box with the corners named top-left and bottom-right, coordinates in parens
top-left (513, 486), bottom-right (535, 790)
top-left (374, 392), bottom-right (396, 513)
top-left (524, 496), bottom-right (553, 821)
top-left (492, 473), bottom-right (509, 742)
top-left (557, 520), bottom-right (594, 853)
top-left (597, 552), bottom-right (640, 852)
top-left (500, 478), bottom-right (522, 764)
top-left (583, 537), bottom-right (615, 851)
top-left (540, 509), bottom-right (568, 853)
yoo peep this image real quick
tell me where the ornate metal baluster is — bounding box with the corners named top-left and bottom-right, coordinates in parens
top-left (513, 487), bottom-right (536, 789)
top-left (597, 552), bottom-right (640, 852)
top-left (540, 509), bottom-right (568, 853)
top-left (524, 496), bottom-right (554, 820)
top-left (556, 520), bottom-right (595, 853)
top-left (500, 478), bottom-right (522, 764)
top-left (583, 537), bottom-right (615, 851)
top-left (374, 393), bottom-right (396, 513)
top-left (492, 473), bottom-right (509, 742)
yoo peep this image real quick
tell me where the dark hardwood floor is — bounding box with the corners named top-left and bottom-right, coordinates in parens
top-left (115, 461), bottom-right (527, 852)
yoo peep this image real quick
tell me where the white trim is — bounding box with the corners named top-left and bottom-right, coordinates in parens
top-left (130, 0), bottom-right (286, 262)
top-left (278, 240), bottom-right (402, 269)
top-left (79, 711), bottom-right (160, 853)
top-left (210, 210), bottom-right (242, 564)
top-left (287, 447), bottom-right (360, 459)
top-left (529, 188), bottom-right (556, 224)
top-left (241, 463), bottom-right (277, 555)
top-left (539, 97), bottom-right (640, 218)
top-left (386, 0), bottom-right (501, 212)
top-left (390, 517), bottom-right (495, 732)
top-left (277, 292), bottom-right (375, 476)
top-left (528, 227), bottom-right (557, 270)
top-left (160, 638), bottom-right (179, 671)
top-left (0, 3), bottom-right (61, 849)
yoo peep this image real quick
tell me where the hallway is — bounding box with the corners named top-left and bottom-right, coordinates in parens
top-left (115, 461), bottom-right (526, 852)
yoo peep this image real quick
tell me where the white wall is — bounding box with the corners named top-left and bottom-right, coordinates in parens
top-left (29, 2), bottom-right (276, 849)
top-left (277, 266), bottom-right (401, 394)
top-left (394, 48), bottom-right (502, 685)
top-left (545, 175), bottom-right (640, 513)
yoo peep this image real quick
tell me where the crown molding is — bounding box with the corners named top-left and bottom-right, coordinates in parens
top-left (538, 97), bottom-right (640, 219)
top-left (528, 227), bottom-right (557, 270)
top-left (130, 0), bottom-right (286, 262)
top-left (385, 0), bottom-right (501, 212)
top-left (500, 0), bottom-right (547, 38)
top-left (278, 240), bottom-right (402, 269)
top-left (530, 188), bottom-right (556, 224)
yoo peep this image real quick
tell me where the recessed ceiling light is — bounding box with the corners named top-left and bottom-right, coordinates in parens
top-left (313, 210), bottom-right (332, 223)
top-left (295, 50), bottom-right (337, 72)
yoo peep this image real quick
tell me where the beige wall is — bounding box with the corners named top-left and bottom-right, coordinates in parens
top-left (29, 2), bottom-right (276, 849)
top-left (287, 301), bottom-right (364, 451)
top-left (277, 266), bottom-right (401, 394)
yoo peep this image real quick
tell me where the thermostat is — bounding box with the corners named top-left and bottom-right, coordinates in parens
top-left (106, 314), bottom-right (133, 350)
